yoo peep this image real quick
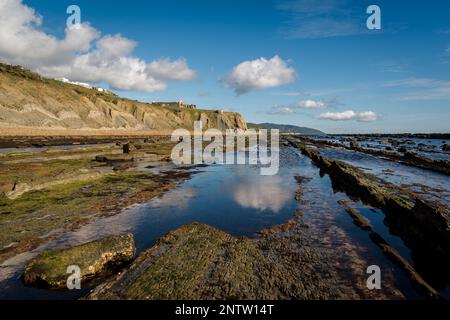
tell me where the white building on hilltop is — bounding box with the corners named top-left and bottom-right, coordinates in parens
top-left (55, 78), bottom-right (109, 93)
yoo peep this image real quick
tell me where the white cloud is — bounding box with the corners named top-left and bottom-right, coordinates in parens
top-left (268, 107), bottom-right (295, 115)
top-left (0, 0), bottom-right (196, 92)
top-left (319, 110), bottom-right (378, 122)
top-left (226, 55), bottom-right (296, 94)
top-left (268, 99), bottom-right (331, 115)
top-left (297, 99), bottom-right (326, 108)
top-left (146, 58), bottom-right (196, 81)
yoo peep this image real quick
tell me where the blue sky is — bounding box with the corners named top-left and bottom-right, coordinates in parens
top-left (4, 0), bottom-right (450, 133)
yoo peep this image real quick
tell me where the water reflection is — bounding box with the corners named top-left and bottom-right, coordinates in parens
top-left (318, 148), bottom-right (450, 209)
top-left (0, 146), bottom-right (443, 299)
top-left (232, 175), bottom-right (290, 213)
top-left (147, 188), bottom-right (197, 210)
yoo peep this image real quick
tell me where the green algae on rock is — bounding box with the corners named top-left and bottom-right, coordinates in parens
top-left (23, 234), bottom-right (136, 289)
top-left (87, 223), bottom-right (350, 300)
top-left (0, 169), bottom-right (190, 264)
top-left (294, 136), bottom-right (450, 176)
top-left (94, 154), bottom-right (134, 162)
top-left (288, 140), bottom-right (450, 290)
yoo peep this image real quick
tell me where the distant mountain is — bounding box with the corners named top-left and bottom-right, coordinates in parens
top-left (247, 123), bottom-right (325, 135)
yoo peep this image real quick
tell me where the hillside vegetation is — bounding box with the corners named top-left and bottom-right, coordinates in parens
top-left (0, 63), bottom-right (247, 134)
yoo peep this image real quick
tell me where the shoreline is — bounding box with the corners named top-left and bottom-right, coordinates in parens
top-left (1, 135), bottom-right (448, 300)
top-left (0, 128), bottom-right (177, 137)
top-left (0, 139), bottom-right (187, 264)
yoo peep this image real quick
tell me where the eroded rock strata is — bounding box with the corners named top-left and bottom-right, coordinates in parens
top-left (87, 223), bottom-right (353, 300)
top-left (287, 139), bottom-right (449, 294)
top-left (297, 136), bottom-right (450, 176)
top-left (0, 63), bottom-right (247, 133)
top-left (23, 234), bottom-right (136, 289)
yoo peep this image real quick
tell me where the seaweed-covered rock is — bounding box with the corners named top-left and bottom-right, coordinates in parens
top-left (87, 223), bottom-right (349, 300)
top-left (297, 146), bottom-right (450, 273)
top-left (369, 232), bottom-right (440, 299)
top-left (23, 234), bottom-right (136, 289)
top-left (345, 207), bottom-right (372, 231)
top-left (443, 144), bottom-right (450, 152)
top-left (350, 140), bottom-right (360, 149)
top-left (95, 154), bottom-right (134, 162)
top-left (389, 140), bottom-right (400, 147)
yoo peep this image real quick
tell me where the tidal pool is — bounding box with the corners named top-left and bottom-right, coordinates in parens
top-left (311, 135), bottom-right (450, 161)
top-left (318, 147), bottom-right (450, 210)
top-left (0, 147), bottom-right (446, 299)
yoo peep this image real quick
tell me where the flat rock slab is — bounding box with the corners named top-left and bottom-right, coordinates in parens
top-left (95, 154), bottom-right (134, 162)
top-left (23, 234), bottom-right (136, 289)
top-left (87, 223), bottom-right (348, 300)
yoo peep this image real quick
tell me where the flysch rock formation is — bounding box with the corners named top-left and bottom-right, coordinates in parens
top-left (0, 63), bottom-right (247, 134)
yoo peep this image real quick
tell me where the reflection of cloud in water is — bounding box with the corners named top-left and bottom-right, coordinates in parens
top-left (147, 188), bottom-right (196, 210)
top-left (232, 176), bottom-right (290, 213)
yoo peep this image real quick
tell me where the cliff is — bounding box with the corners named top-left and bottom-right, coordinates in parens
top-left (0, 63), bottom-right (247, 134)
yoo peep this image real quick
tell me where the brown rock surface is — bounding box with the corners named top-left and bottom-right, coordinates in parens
top-left (0, 63), bottom-right (247, 133)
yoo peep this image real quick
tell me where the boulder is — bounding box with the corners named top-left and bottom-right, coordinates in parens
top-left (389, 140), bottom-right (400, 147)
top-left (23, 234), bottom-right (136, 289)
top-left (350, 140), bottom-right (360, 149)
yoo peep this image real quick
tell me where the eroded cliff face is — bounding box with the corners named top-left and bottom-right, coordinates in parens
top-left (0, 64), bottom-right (247, 133)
